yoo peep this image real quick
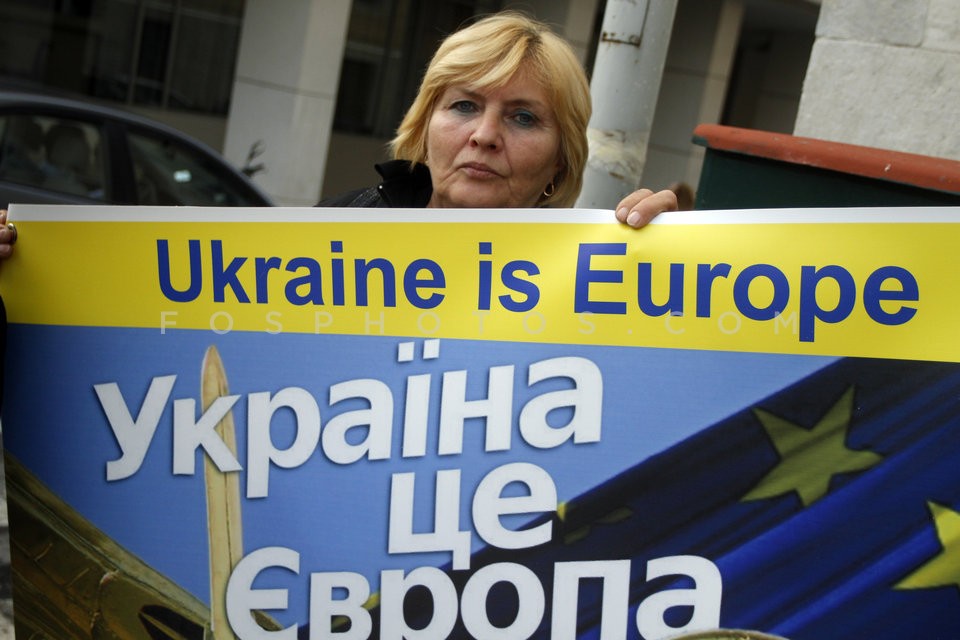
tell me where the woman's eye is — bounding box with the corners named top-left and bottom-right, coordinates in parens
top-left (512, 111), bottom-right (537, 127)
top-left (452, 100), bottom-right (477, 114)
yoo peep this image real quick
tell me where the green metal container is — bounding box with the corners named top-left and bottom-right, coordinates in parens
top-left (692, 124), bottom-right (960, 209)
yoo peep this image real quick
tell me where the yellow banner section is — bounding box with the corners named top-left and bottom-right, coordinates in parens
top-left (2, 211), bottom-right (959, 361)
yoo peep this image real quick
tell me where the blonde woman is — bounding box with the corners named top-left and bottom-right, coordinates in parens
top-left (320, 11), bottom-right (677, 227)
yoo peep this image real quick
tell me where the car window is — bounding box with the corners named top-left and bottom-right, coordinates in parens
top-left (0, 114), bottom-right (106, 200)
top-left (127, 130), bottom-right (259, 206)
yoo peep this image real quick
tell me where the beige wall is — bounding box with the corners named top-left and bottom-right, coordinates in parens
top-left (795, 0), bottom-right (960, 160)
top-left (641, 0), bottom-right (744, 192)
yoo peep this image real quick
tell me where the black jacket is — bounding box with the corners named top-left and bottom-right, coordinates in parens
top-left (317, 160), bottom-right (432, 208)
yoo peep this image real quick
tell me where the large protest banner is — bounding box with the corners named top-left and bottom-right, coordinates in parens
top-left (1, 204), bottom-right (959, 639)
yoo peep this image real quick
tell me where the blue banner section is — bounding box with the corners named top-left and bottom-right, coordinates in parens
top-left (384, 357), bottom-right (960, 638)
top-left (7, 316), bottom-right (960, 638)
top-left (3, 323), bottom-right (833, 628)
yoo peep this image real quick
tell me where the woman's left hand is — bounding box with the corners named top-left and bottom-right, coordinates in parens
top-left (615, 189), bottom-right (679, 229)
top-left (0, 209), bottom-right (15, 260)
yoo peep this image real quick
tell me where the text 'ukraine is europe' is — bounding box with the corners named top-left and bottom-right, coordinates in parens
top-left (156, 239), bottom-right (920, 342)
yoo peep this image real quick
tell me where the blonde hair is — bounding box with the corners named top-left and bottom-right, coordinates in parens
top-left (390, 11), bottom-right (591, 207)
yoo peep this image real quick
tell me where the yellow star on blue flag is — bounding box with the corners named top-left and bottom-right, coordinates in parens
top-left (742, 386), bottom-right (883, 507)
top-left (896, 502), bottom-right (960, 593)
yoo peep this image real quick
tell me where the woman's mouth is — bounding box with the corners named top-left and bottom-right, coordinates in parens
top-left (460, 162), bottom-right (501, 178)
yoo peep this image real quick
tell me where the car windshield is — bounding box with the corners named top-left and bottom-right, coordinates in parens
top-left (128, 129), bottom-right (259, 206)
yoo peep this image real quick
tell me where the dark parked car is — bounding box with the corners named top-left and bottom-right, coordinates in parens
top-left (0, 90), bottom-right (272, 209)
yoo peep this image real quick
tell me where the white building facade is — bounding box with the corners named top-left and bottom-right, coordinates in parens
top-left (3, 0), bottom-right (956, 206)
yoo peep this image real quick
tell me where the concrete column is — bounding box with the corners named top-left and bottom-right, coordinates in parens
top-left (577, 0), bottom-right (678, 209)
top-left (222, 0), bottom-right (352, 206)
top-left (641, 0), bottom-right (744, 191)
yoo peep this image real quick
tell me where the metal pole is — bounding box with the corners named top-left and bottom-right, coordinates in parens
top-left (576, 0), bottom-right (678, 209)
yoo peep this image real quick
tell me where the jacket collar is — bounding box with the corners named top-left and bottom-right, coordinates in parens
top-left (375, 160), bottom-right (433, 208)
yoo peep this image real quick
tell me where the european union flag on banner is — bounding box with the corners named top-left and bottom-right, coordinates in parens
top-left (386, 357), bottom-right (960, 639)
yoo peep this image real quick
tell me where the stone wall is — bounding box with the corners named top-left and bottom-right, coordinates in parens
top-left (794, 0), bottom-right (960, 160)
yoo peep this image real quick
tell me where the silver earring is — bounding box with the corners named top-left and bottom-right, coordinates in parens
top-left (543, 182), bottom-right (555, 197)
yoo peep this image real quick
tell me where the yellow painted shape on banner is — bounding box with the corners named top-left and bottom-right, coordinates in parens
top-left (2, 216), bottom-right (959, 362)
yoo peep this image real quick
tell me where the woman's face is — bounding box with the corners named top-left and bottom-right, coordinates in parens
top-left (425, 68), bottom-right (562, 208)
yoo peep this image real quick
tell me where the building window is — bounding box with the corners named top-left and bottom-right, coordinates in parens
top-left (333, 0), bottom-right (502, 138)
top-left (0, 0), bottom-right (244, 115)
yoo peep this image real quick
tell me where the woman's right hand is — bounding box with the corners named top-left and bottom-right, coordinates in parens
top-left (0, 209), bottom-right (15, 260)
top-left (615, 188), bottom-right (679, 228)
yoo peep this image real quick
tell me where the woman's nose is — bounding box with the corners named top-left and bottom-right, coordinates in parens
top-left (469, 112), bottom-right (502, 149)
